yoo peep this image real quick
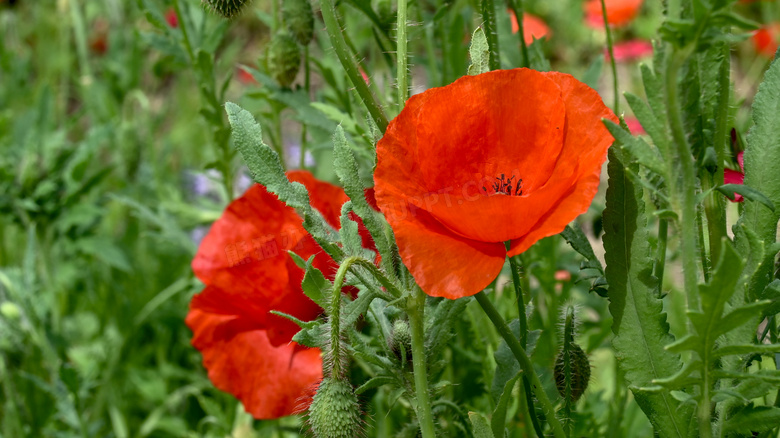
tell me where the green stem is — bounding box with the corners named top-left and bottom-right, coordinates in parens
top-left (505, 248), bottom-right (544, 438)
top-left (475, 291), bottom-right (567, 438)
top-left (172, 0), bottom-right (195, 63)
top-left (320, 0), bottom-right (389, 132)
top-left (300, 45), bottom-right (310, 170)
top-left (507, 0), bottom-right (529, 67)
top-left (396, 0), bottom-right (409, 105)
top-left (599, 0), bottom-right (619, 113)
top-left (407, 288), bottom-right (436, 438)
top-left (654, 218), bottom-right (669, 291)
top-left (665, 48), bottom-right (700, 311)
top-left (329, 256), bottom-right (362, 377)
top-left (481, 0), bottom-right (501, 70)
top-left (699, 351), bottom-right (713, 438)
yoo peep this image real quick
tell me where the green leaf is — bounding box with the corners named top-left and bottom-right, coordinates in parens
top-left (604, 121), bottom-right (665, 176)
top-left (713, 343), bottom-right (780, 358)
top-left (582, 55), bottom-right (604, 90)
top-left (603, 148), bottom-right (691, 437)
top-left (716, 184), bottom-right (775, 211)
top-left (624, 92), bottom-right (671, 161)
top-left (735, 52), bottom-right (780, 303)
top-left (560, 224), bottom-right (603, 273)
top-left (491, 373), bottom-right (521, 438)
top-left (300, 255), bottom-right (332, 308)
top-left (724, 406), bottom-right (780, 434)
top-left (468, 412), bottom-right (494, 438)
top-left (491, 320), bottom-right (540, 402)
top-left (468, 27), bottom-right (490, 75)
top-left (355, 376), bottom-right (396, 395)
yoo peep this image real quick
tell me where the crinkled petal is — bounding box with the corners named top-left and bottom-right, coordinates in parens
top-left (186, 309), bottom-right (322, 419)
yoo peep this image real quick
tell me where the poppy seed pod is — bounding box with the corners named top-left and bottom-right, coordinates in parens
top-left (266, 32), bottom-right (301, 88)
top-left (202, 0), bottom-right (251, 19)
top-left (282, 0), bottom-right (314, 45)
top-left (309, 378), bottom-right (362, 438)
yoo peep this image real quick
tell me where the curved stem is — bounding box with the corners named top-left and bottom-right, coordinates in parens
top-left (320, 0), bottom-right (389, 132)
top-left (329, 257), bottom-right (357, 377)
top-left (599, 0), bottom-right (619, 113)
top-left (407, 288), bottom-right (436, 438)
top-left (506, 250), bottom-right (545, 437)
top-left (396, 0), bottom-right (408, 105)
top-left (507, 0), bottom-right (529, 67)
top-left (475, 291), bottom-right (567, 438)
top-left (665, 48), bottom-right (700, 311)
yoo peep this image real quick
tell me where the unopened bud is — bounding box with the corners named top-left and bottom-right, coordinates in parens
top-left (388, 319), bottom-right (412, 362)
top-left (309, 378), bottom-right (362, 438)
top-left (282, 0), bottom-right (314, 45)
top-left (554, 342), bottom-right (591, 402)
top-left (266, 32), bottom-right (301, 88)
top-left (202, 0), bottom-right (251, 19)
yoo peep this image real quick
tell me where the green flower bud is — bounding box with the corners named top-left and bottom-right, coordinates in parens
top-left (388, 319), bottom-right (412, 362)
top-left (202, 0), bottom-right (251, 19)
top-left (282, 0), bottom-right (314, 45)
top-left (701, 146), bottom-right (718, 174)
top-left (554, 342), bottom-right (591, 402)
top-left (266, 32), bottom-right (301, 88)
top-left (309, 378), bottom-right (362, 438)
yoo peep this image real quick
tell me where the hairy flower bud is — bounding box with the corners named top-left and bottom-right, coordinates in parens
top-left (309, 378), bottom-right (362, 438)
top-left (388, 319), bottom-right (412, 362)
top-left (266, 32), bottom-right (301, 88)
top-left (554, 342), bottom-right (591, 402)
top-left (282, 0), bottom-right (314, 45)
top-left (202, 0), bottom-right (251, 19)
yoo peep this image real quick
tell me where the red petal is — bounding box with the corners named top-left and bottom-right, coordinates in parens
top-left (186, 309), bottom-right (322, 419)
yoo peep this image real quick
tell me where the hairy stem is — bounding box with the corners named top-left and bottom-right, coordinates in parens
top-left (475, 291), bottom-right (566, 438)
top-left (481, 0), bottom-right (501, 70)
top-left (396, 0), bottom-right (408, 105)
top-left (407, 288), bottom-right (436, 438)
top-left (665, 48), bottom-right (700, 311)
top-left (320, 0), bottom-right (389, 132)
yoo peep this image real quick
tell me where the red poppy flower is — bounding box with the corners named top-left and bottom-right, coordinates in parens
top-left (187, 171), bottom-right (369, 418)
top-left (374, 69), bottom-right (616, 299)
top-left (585, 0), bottom-right (643, 28)
top-left (607, 39), bottom-right (653, 62)
top-left (237, 65), bottom-right (259, 85)
top-left (165, 8), bottom-right (179, 28)
top-left (625, 117), bottom-right (645, 135)
top-left (509, 11), bottom-right (551, 45)
top-left (724, 151), bottom-right (745, 203)
top-left (753, 24), bottom-right (780, 58)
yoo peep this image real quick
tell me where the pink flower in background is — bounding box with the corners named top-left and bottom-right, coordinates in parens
top-left (237, 65), bottom-right (258, 85)
top-left (624, 117), bottom-right (645, 135)
top-left (724, 151), bottom-right (745, 203)
top-left (509, 11), bottom-right (551, 45)
top-left (165, 8), bottom-right (178, 28)
top-left (607, 40), bottom-right (653, 62)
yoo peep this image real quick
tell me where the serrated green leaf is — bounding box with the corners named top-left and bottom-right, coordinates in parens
top-left (640, 62), bottom-right (666, 125)
top-left (717, 184), bottom-right (775, 211)
top-left (604, 121), bottom-right (665, 176)
top-left (355, 376), bottom-right (396, 395)
top-left (300, 255), bottom-right (332, 308)
top-left (491, 320), bottom-right (540, 402)
top-left (560, 224), bottom-right (603, 273)
top-left (724, 406), bottom-right (780, 434)
top-left (711, 300), bottom-right (771, 339)
top-left (624, 92), bottom-right (671, 161)
top-left (468, 412), bottom-right (494, 438)
top-left (603, 148), bottom-right (690, 437)
top-left (468, 28), bottom-right (490, 76)
top-left (713, 343), bottom-right (780, 358)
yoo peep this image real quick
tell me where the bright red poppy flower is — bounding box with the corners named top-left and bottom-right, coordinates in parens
top-left (374, 69), bottom-right (617, 299)
top-left (187, 170), bottom-right (369, 419)
top-left (753, 24), bottom-right (780, 58)
top-left (509, 11), bottom-right (551, 45)
top-left (724, 151), bottom-right (745, 203)
top-left (585, 0), bottom-right (643, 28)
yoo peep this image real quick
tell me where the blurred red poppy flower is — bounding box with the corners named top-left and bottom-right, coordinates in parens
top-left (187, 171), bottom-right (370, 418)
top-left (724, 151), bottom-right (745, 203)
top-left (607, 39), bottom-right (653, 62)
top-left (753, 24), bottom-right (779, 58)
top-left (509, 11), bottom-right (550, 45)
top-left (236, 65), bottom-right (258, 85)
top-left (374, 69), bottom-right (616, 299)
top-left (585, 0), bottom-right (643, 28)
top-left (165, 8), bottom-right (178, 28)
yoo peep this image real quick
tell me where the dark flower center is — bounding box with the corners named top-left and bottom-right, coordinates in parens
top-left (483, 174), bottom-right (523, 196)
